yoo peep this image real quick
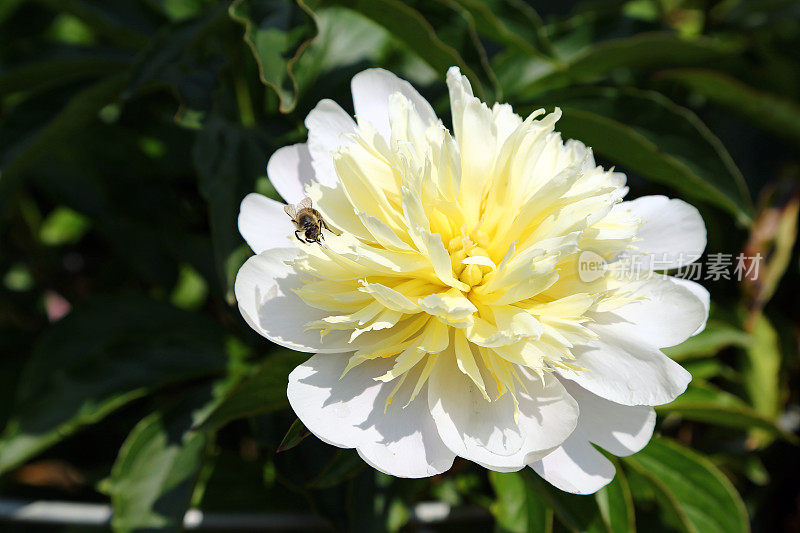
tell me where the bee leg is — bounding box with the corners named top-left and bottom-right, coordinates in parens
top-left (294, 230), bottom-right (304, 243)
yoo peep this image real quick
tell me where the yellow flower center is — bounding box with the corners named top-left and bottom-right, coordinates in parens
top-left (290, 96), bottom-right (641, 411)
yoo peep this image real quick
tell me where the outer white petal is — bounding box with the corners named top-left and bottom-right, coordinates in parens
top-left (351, 68), bottom-right (438, 141)
top-left (234, 248), bottom-right (357, 353)
top-left (529, 431), bottom-right (616, 495)
top-left (560, 379), bottom-right (656, 457)
top-left (594, 276), bottom-right (708, 349)
top-left (267, 144), bottom-right (315, 204)
top-left (669, 276), bottom-right (710, 335)
top-left (238, 193), bottom-right (293, 254)
top-left (529, 380), bottom-right (655, 495)
top-left (557, 327), bottom-right (691, 406)
top-left (305, 99), bottom-right (356, 187)
top-left (428, 350), bottom-right (578, 470)
top-left (288, 354), bottom-right (455, 478)
top-left (616, 195), bottom-right (707, 269)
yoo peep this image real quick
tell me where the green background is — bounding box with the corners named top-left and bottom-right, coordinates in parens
top-left (1, 0), bottom-right (799, 531)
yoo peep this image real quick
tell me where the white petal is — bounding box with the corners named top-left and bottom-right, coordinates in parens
top-left (557, 326), bottom-right (691, 406)
top-left (234, 249), bottom-right (357, 353)
top-left (351, 68), bottom-right (438, 141)
top-left (238, 193), bottom-right (293, 254)
top-left (616, 195), bottom-right (707, 269)
top-left (267, 144), bottom-right (315, 204)
top-left (288, 354), bottom-right (455, 478)
top-left (305, 99), bottom-right (356, 187)
top-left (529, 431), bottom-right (616, 495)
top-left (428, 350), bottom-right (578, 470)
top-left (593, 276), bottom-right (708, 349)
top-left (669, 277), bottom-right (710, 335)
top-left (560, 379), bottom-right (656, 457)
top-left (446, 67), bottom-right (497, 219)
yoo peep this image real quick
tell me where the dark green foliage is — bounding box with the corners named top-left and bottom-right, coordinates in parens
top-left (1, 1), bottom-right (799, 531)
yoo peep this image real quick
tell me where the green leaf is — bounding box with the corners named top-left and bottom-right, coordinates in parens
top-left (523, 470), bottom-right (609, 533)
top-left (0, 74), bottom-right (128, 220)
top-left (193, 112), bottom-right (267, 303)
top-left (657, 383), bottom-right (797, 442)
top-left (277, 418), bottom-right (311, 453)
top-left (229, 0), bottom-right (319, 113)
top-left (447, 0), bottom-right (552, 59)
top-left (124, 3), bottom-right (228, 100)
top-left (663, 321), bottom-right (751, 361)
top-left (107, 388), bottom-right (214, 533)
top-left (497, 32), bottom-right (742, 98)
top-left (0, 294), bottom-right (227, 474)
top-left (489, 471), bottom-right (553, 533)
top-left (531, 87), bottom-right (753, 223)
top-left (595, 459), bottom-right (635, 533)
top-left (192, 350), bottom-right (303, 432)
top-left (309, 0), bottom-right (493, 99)
top-left (682, 359), bottom-right (730, 381)
top-left (659, 68), bottom-right (800, 147)
top-left (622, 437), bottom-right (749, 533)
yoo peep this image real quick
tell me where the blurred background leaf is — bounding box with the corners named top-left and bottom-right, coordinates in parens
top-left (1, 0), bottom-right (799, 531)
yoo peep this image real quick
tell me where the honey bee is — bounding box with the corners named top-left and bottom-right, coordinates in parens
top-left (284, 197), bottom-right (339, 244)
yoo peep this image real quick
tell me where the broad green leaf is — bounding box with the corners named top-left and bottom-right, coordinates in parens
top-left (595, 459), bottom-right (635, 533)
top-left (193, 113), bottom-right (268, 303)
top-left (659, 68), bottom-right (800, 147)
top-left (682, 359), bottom-right (730, 381)
top-left (124, 3), bottom-right (229, 99)
top-left (448, 0), bottom-right (552, 59)
top-left (107, 388), bottom-right (214, 533)
top-left (0, 294), bottom-right (227, 474)
top-left (623, 437), bottom-right (749, 533)
top-left (497, 32), bottom-right (742, 98)
top-left (0, 74), bottom-right (127, 220)
top-left (664, 321), bottom-right (751, 361)
top-left (523, 470), bottom-right (609, 533)
top-left (657, 382), bottom-right (796, 442)
top-left (293, 6), bottom-right (391, 88)
top-left (531, 87), bottom-right (753, 223)
top-left (229, 0), bottom-right (318, 113)
top-left (192, 350), bottom-right (303, 432)
top-left (308, 0), bottom-right (493, 99)
top-left (489, 470), bottom-right (553, 533)
top-left (277, 418), bottom-right (311, 453)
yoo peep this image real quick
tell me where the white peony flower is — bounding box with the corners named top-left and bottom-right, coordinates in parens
top-left (235, 67), bottom-right (709, 494)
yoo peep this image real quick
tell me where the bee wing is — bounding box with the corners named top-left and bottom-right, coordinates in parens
top-left (283, 203), bottom-right (297, 219)
top-left (298, 196), bottom-right (313, 210)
